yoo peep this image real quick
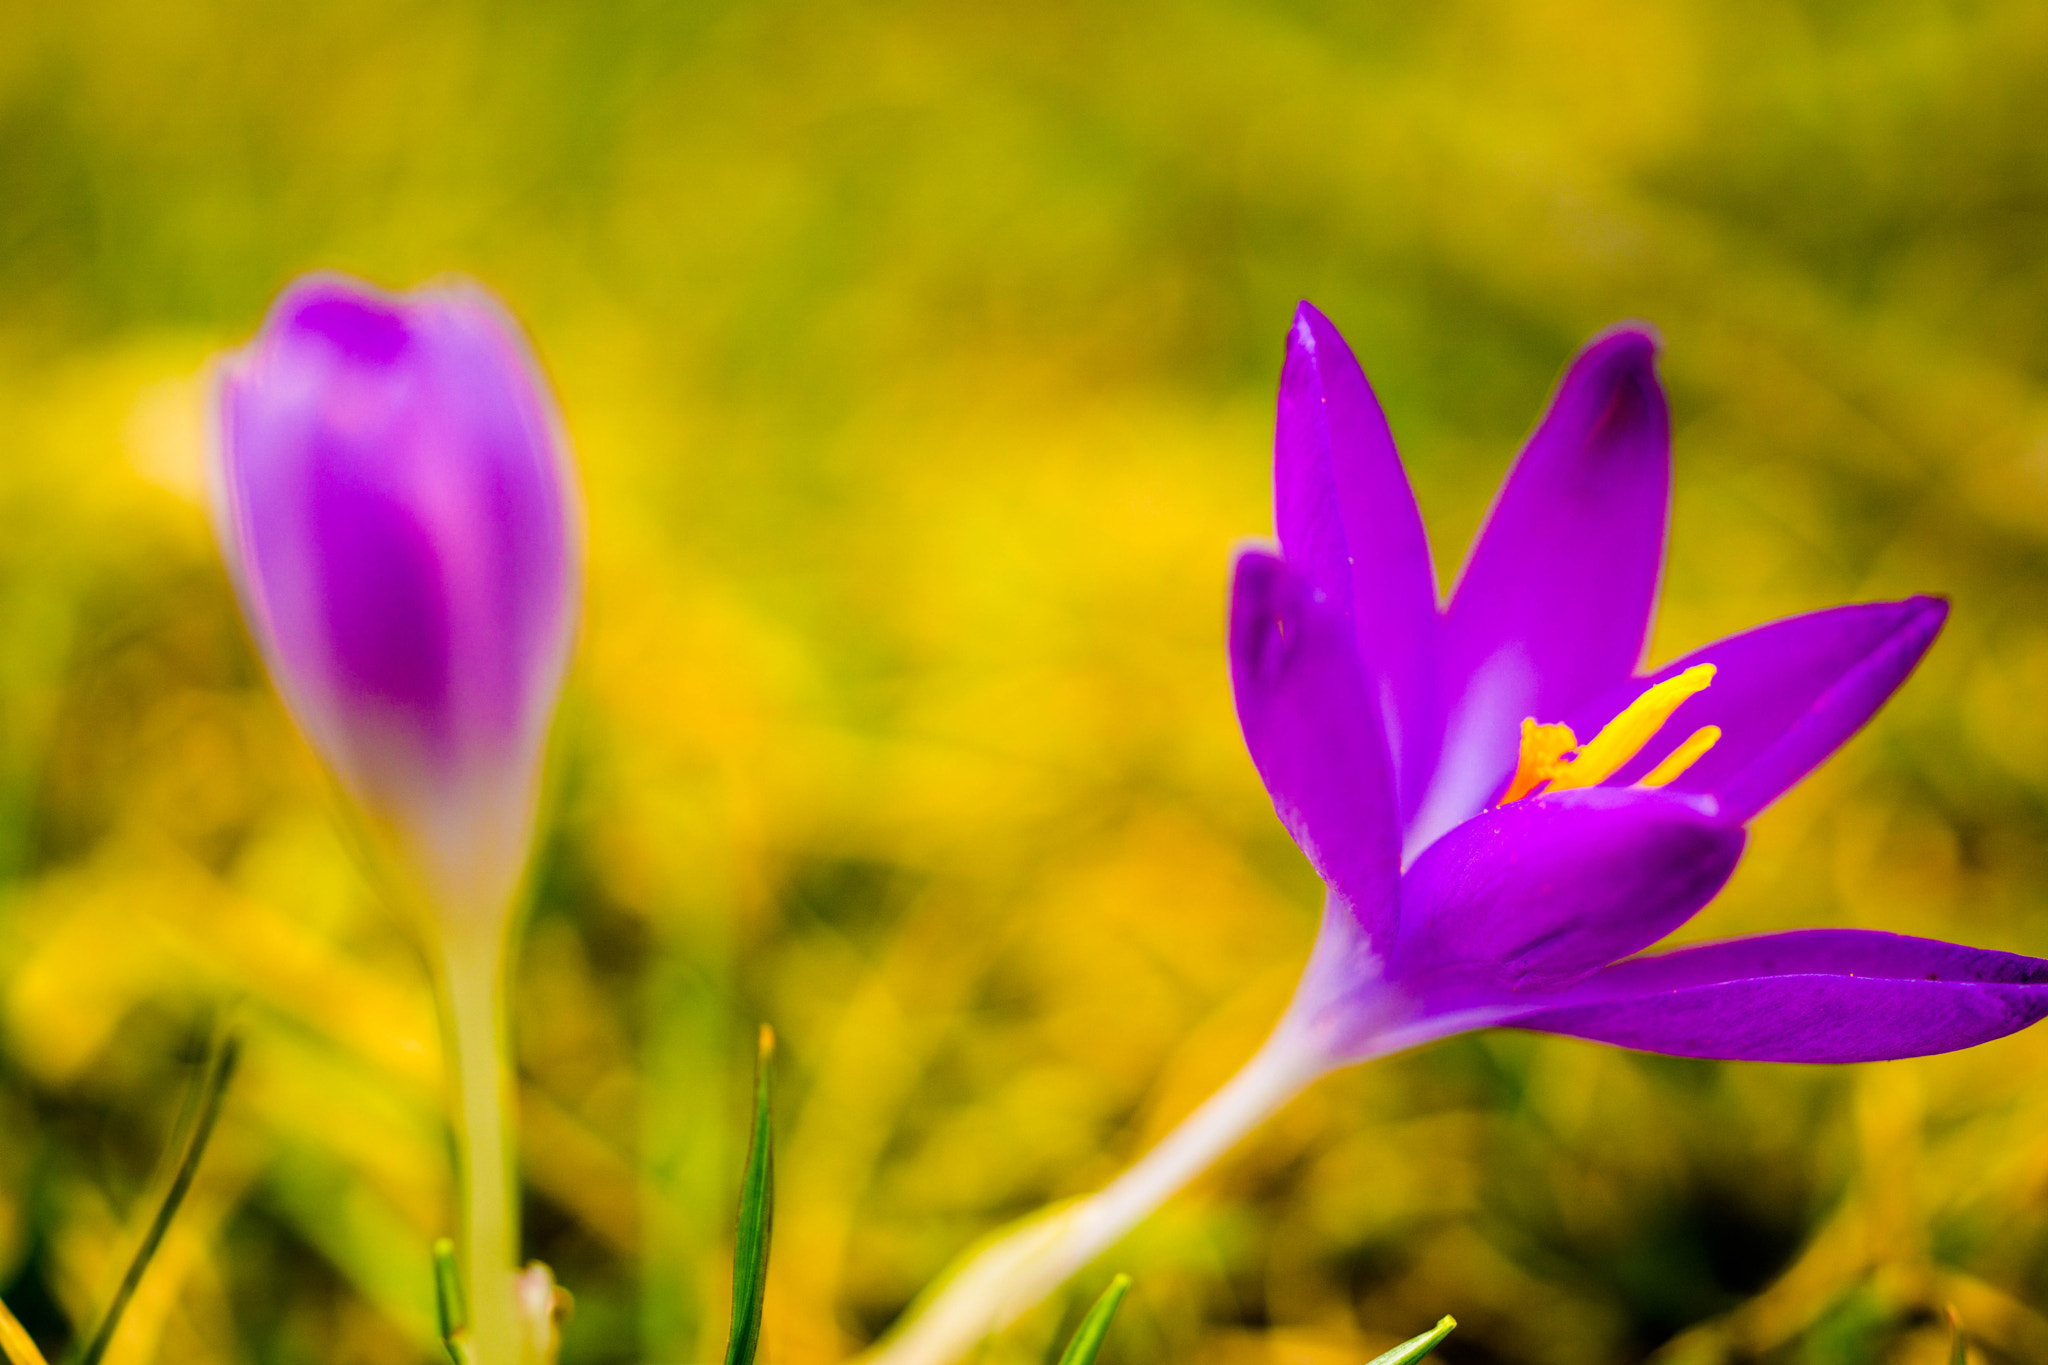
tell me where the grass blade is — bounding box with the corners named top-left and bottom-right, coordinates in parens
top-left (722, 1025), bottom-right (775, 1365)
top-left (1363, 1316), bottom-right (1456, 1365)
top-left (1054, 1274), bottom-right (1131, 1365)
top-left (75, 1034), bottom-right (240, 1365)
top-left (0, 1298), bottom-right (51, 1365)
top-left (433, 1237), bottom-right (467, 1365)
top-left (1947, 1305), bottom-right (1967, 1365)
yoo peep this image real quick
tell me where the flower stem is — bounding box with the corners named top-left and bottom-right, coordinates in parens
top-left (443, 926), bottom-right (522, 1365)
top-left (863, 1029), bottom-right (1329, 1365)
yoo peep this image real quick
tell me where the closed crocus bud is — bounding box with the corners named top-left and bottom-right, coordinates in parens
top-left (212, 274), bottom-right (580, 925)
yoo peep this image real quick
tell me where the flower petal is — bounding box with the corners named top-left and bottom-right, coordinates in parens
top-left (1566, 597), bottom-right (1947, 822)
top-left (1275, 303), bottom-right (1442, 819)
top-left (1415, 327), bottom-right (1669, 851)
top-left (1390, 787), bottom-right (1744, 993)
top-left (1230, 547), bottom-right (1401, 947)
top-left (1502, 929), bottom-right (2048, 1062)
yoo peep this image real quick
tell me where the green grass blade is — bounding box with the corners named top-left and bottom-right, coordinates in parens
top-left (1947, 1305), bottom-right (1967, 1365)
top-left (0, 1295), bottom-right (52, 1365)
top-left (432, 1237), bottom-right (467, 1365)
top-left (722, 1025), bottom-right (776, 1365)
top-left (1363, 1316), bottom-right (1456, 1365)
top-left (1054, 1274), bottom-right (1132, 1365)
top-left (75, 1034), bottom-right (240, 1365)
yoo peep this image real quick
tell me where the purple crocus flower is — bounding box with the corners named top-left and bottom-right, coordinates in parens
top-left (863, 308), bottom-right (2048, 1365)
top-left (1240, 303), bottom-right (2048, 1066)
top-left (212, 273), bottom-right (580, 920)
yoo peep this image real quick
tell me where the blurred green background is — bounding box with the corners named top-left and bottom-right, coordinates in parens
top-left (5, 2), bottom-right (2048, 1363)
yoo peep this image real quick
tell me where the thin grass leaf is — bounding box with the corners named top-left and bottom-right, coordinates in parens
top-left (1947, 1305), bottom-right (1967, 1365)
top-left (0, 1297), bottom-right (52, 1365)
top-left (1054, 1274), bottom-right (1131, 1365)
top-left (722, 1025), bottom-right (775, 1365)
top-left (433, 1238), bottom-right (467, 1365)
top-left (1363, 1316), bottom-right (1456, 1365)
top-left (74, 1034), bottom-right (240, 1365)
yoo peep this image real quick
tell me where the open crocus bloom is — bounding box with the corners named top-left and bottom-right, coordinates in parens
top-left (860, 308), bottom-right (2048, 1365)
top-left (1239, 303), bottom-right (2048, 1066)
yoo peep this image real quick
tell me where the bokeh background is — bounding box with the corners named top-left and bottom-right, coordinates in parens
top-left (5, 2), bottom-right (2048, 1363)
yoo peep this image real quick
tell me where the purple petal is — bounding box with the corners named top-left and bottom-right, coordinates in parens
top-left (214, 274), bottom-right (580, 825)
top-left (1391, 788), bottom-right (1744, 993)
top-left (1230, 548), bottom-right (1401, 948)
top-left (1502, 929), bottom-right (2048, 1062)
top-left (1275, 303), bottom-right (1442, 818)
top-left (1417, 327), bottom-right (1669, 848)
top-left (1561, 598), bottom-right (1947, 823)
top-left (308, 449), bottom-right (454, 726)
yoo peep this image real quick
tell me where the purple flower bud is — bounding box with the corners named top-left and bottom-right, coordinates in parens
top-left (212, 274), bottom-right (581, 918)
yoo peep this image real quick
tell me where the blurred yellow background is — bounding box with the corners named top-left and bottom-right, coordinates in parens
top-left (5, 2), bottom-right (2048, 1363)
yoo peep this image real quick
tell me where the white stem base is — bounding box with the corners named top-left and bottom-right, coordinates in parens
top-left (863, 1029), bottom-right (1330, 1365)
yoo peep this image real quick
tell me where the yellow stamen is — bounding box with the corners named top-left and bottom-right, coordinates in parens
top-left (1546, 663), bottom-right (1717, 791)
top-left (1501, 718), bottom-right (1579, 802)
top-left (1499, 663), bottom-right (1720, 803)
top-left (1639, 725), bottom-right (1722, 788)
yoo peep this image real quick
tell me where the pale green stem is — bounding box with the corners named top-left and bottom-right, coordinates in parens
top-left (443, 923), bottom-right (522, 1365)
top-left (861, 1028), bottom-right (1331, 1365)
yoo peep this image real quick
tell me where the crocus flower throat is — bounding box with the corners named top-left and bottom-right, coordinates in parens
top-left (1500, 664), bottom-right (1720, 803)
